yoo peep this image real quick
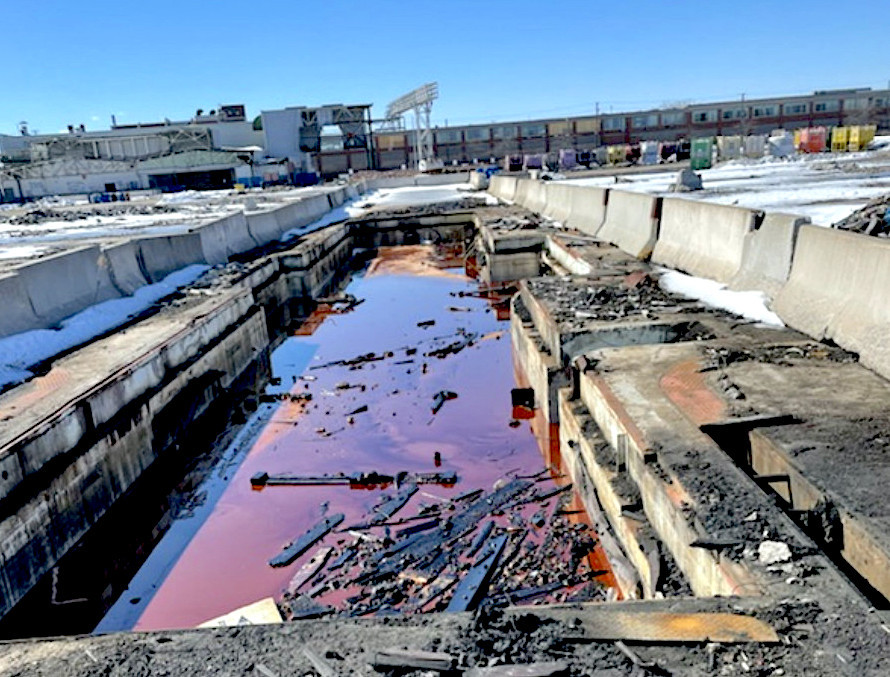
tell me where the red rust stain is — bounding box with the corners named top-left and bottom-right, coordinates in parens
top-left (0, 367), bottom-right (72, 420)
top-left (366, 244), bottom-right (466, 279)
top-left (659, 359), bottom-right (727, 427)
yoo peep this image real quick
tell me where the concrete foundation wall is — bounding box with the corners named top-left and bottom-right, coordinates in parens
top-left (0, 300), bottom-right (267, 618)
top-left (729, 212), bottom-right (810, 298)
top-left (774, 225), bottom-right (890, 380)
top-left (653, 198), bottom-right (757, 283)
top-left (597, 190), bottom-right (661, 259)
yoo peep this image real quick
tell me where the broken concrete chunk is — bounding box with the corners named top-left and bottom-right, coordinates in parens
top-left (670, 168), bottom-right (703, 192)
top-left (463, 661), bottom-right (570, 676)
top-left (372, 649), bottom-right (456, 671)
top-left (758, 540), bottom-right (792, 565)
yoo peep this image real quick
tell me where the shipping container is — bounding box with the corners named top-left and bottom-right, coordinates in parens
top-left (607, 145), bottom-right (626, 165)
top-left (744, 135), bottom-right (767, 158)
top-left (639, 141), bottom-right (660, 165)
top-left (799, 127), bottom-right (827, 153)
top-left (690, 137), bottom-right (713, 169)
top-left (848, 125), bottom-right (877, 151)
top-left (558, 148), bottom-right (577, 170)
top-left (717, 135), bottom-right (742, 160)
top-left (830, 127), bottom-right (848, 152)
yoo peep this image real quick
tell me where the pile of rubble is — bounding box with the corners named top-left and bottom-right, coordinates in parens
top-left (0, 202), bottom-right (178, 226)
top-left (271, 475), bottom-right (611, 622)
top-left (833, 194), bottom-right (890, 237)
top-left (524, 273), bottom-right (712, 330)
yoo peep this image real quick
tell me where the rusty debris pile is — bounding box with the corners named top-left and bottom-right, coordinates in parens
top-left (266, 473), bottom-right (610, 621)
top-left (833, 194), bottom-right (890, 236)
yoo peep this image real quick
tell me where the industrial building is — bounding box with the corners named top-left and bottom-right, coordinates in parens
top-left (0, 103), bottom-right (372, 201)
top-left (1, 86), bottom-right (888, 201)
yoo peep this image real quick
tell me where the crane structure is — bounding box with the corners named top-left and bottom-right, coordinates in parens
top-left (385, 82), bottom-right (442, 172)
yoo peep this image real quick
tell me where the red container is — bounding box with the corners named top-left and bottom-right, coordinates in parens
top-left (800, 127), bottom-right (827, 153)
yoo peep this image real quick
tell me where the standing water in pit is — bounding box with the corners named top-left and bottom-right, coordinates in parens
top-left (97, 245), bottom-right (614, 631)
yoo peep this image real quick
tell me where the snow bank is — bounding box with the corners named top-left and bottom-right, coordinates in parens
top-left (281, 202), bottom-right (355, 241)
top-left (347, 184), bottom-right (476, 216)
top-left (0, 265), bottom-right (208, 390)
top-left (657, 268), bottom-right (783, 327)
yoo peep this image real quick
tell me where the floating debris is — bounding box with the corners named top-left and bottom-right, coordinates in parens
top-left (269, 514), bottom-right (345, 568)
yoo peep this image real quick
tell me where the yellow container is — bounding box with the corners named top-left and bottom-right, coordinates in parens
top-left (830, 127), bottom-right (848, 152)
top-left (862, 124), bottom-right (877, 147)
top-left (607, 145), bottom-right (626, 165)
top-left (848, 126), bottom-right (862, 151)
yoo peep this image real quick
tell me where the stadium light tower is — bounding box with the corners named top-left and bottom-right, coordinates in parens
top-left (386, 82), bottom-right (443, 172)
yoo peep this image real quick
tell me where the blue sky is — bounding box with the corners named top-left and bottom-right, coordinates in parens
top-left (2, 0), bottom-right (887, 135)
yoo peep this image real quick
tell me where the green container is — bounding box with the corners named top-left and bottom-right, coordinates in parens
top-left (690, 137), bottom-right (713, 170)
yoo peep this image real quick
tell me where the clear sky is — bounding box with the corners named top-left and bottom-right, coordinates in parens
top-left (3, 0), bottom-right (887, 135)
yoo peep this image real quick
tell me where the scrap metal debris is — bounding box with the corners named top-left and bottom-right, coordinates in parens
top-left (276, 479), bottom-right (609, 620)
top-left (833, 193), bottom-right (890, 237)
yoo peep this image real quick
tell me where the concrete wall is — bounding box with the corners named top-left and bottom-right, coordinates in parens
top-left (0, 185), bottom-right (368, 339)
top-left (246, 210), bottom-right (284, 245)
top-left (596, 190), bottom-right (661, 259)
top-left (102, 241), bottom-right (149, 295)
top-left (523, 180), bottom-right (549, 214)
top-left (488, 175), bottom-right (518, 201)
top-left (774, 226), bottom-right (890, 381)
top-left (137, 233), bottom-right (207, 282)
top-left (0, 291), bottom-right (267, 618)
top-left (14, 247), bottom-right (119, 329)
top-left (653, 198), bottom-right (758, 283)
top-left (0, 273), bottom-right (41, 337)
top-left (197, 212), bottom-right (255, 263)
top-left (729, 212), bottom-right (810, 298)
top-left (564, 186), bottom-right (609, 236)
top-left (542, 182), bottom-right (576, 225)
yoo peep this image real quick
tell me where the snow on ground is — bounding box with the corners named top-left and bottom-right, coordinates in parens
top-left (563, 150), bottom-right (890, 226)
top-left (0, 208), bottom-right (235, 247)
top-left (657, 268), bottom-right (783, 327)
top-left (346, 183), bottom-right (479, 215)
top-left (281, 201), bottom-right (356, 241)
top-left (0, 265), bottom-right (208, 390)
top-left (281, 183), bottom-right (487, 240)
top-left (0, 244), bottom-right (50, 261)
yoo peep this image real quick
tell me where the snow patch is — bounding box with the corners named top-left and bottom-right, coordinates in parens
top-left (657, 269), bottom-right (783, 327)
top-left (0, 265), bottom-right (209, 390)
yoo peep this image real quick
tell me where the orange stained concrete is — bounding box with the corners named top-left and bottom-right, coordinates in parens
top-left (659, 359), bottom-right (728, 427)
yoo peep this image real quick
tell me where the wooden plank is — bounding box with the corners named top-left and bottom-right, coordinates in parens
top-left (302, 648), bottom-right (336, 677)
top-left (269, 513), bottom-right (344, 567)
top-left (372, 649), bottom-right (456, 671)
top-left (577, 611), bottom-right (779, 644)
top-left (464, 661), bottom-right (570, 676)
